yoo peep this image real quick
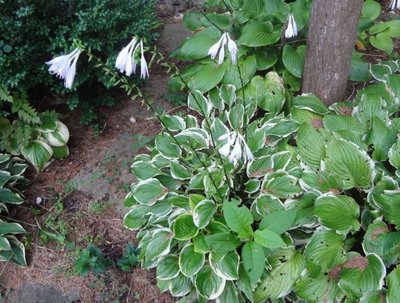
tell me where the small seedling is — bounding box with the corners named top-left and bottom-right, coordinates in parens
top-left (117, 244), bottom-right (140, 272)
top-left (74, 244), bottom-right (113, 276)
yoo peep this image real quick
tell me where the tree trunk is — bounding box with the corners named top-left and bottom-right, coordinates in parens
top-left (302, 0), bottom-right (363, 105)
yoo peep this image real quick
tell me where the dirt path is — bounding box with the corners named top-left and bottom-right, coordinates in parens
top-left (0, 3), bottom-right (194, 302)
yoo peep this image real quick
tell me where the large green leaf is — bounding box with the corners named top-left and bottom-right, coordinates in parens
top-left (295, 272), bottom-right (340, 303)
top-left (222, 55), bottom-right (257, 89)
top-left (132, 178), bottom-right (168, 205)
top-left (183, 63), bottom-right (227, 93)
top-left (178, 27), bottom-right (221, 60)
top-left (238, 21), bottom-right (280, 47)
top-left (179, 244), bottom-right (205, 277)
top-left (241, 241), bottom-right (266, 287)
top-left (0, 222), bottom-right (26, 235)
top-left (254, 228), bottom-right (285, 249)
top-left (292, 94), bottom-right (330, 115)
top-left (259, 208), bottom-right (296, 234)
top-left (155, 133), bottom-right (181, 159)
top-left (195, 266), bottom-right (226, 300)
top-left (131, 161), bottom-right (160, 180)
top-left (205, 232), bottom-right (241, 253)
top-left (370, 33), bottom-right (393, 55)
top-left (297, 123), bottom-right (327, 169)
top-left (314, 194), bottom-right (360, 233)
top-left (362, 0), bottom-right (381, 20)
top-left (262, 173), bottom-right (301, 199)
top-left (282, 44), bottom-right (306, 78)
top-left (223, 200), bottom-right (253, 239)
top-left (350, 52), bottom-right (371, 82)
top-left (372, 191), bottom-right (400, 229)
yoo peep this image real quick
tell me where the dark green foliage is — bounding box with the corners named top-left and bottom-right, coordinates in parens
top-left (117, 243), bottom-right (140, 272)
top-left (74, 244), bottom-right (113, 276)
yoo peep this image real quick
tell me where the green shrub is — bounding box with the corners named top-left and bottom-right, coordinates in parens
top-left (0, 0), bottom-right (159, 123)
top-left (123, 54), bottom-right (400, 302)
top-left (75, 244), bottom-right (113, 276)
top-left (0, 153), bottom-right (28, 266)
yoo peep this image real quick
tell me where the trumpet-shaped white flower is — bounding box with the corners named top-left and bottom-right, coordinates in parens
top-left (46, 48), bottom-right (81, 89)
top-left (389, 0), bottom-right (399, 10)
top-left (116, 37), bottom-right (149, 79)
top-left (208, 33), bottom-right (238, 65)
top-left (285, 14), bottom-right (298, 39)
top-left (218, 132), bottom-right (253, 165)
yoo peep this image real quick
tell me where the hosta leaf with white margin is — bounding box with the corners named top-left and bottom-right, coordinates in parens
top-left (219, 84), bottom-right (236, 108)
top-left (160, 115), bottom-right (186, 131)
top-left (183, 62), bottom-right (227, 93)
top-left (389, 141), bottom-right (400, 173)
top-left (285, 192), bottom-right (318, 227)
top-left (247, 155), bottom-right (273, 178)
top-left (257, 72), bottom-right (286, 114)
top-left (205, 232), bottom-right (241, 253)
top-left (339, 253), bottom-right (386, 299)
top-left (245, 179), bottom-right (261, 193)
top-left (21, 140), bottom-right (53, 171)
top-left (222, 55), bottom-right (257, 89)
top-left (193, 199), bottom-right (216, 229)
top-left (282, 44), bottom-right (306, 78)
top-left (223, 199), bottom-right (253, 239)
top-left (209, 250), bottom-right (240, 280)
top-left (362, 221), bottom-right (400, 267)
top-left (52, 145), bottom-right (69, 159)
top-left (216, 281), bottom-right (241, 303)
top-left (0, 188), bottom-right (24, 204)
top-left (210, 117), bottom-right (230, 149)
top-left (259, 208), bottom-right (296, 234)
top-left (188, 90), bottom-right (213, 117)
top-left (144, 228), bottom-right (173, 262)
top-left (299, 171), bottom-right (344, 193)
top-left (173, 214), bottom-right (198, 240)
top-left (238, 21), bottom-right (280, 47)
top-left (193, 234), bottom-right (209, 254)
top-left (292, 94), bottom-right (330, 115)
top-left (372, 191), bottom-right (400, 229)
top-left (254, 194), bottom-right (285, 217)
top-left (42, 121), bottom-right (69, 147)
top-left (369, 117), bottom-right (396, 161)
top-left (241, 241), bottom-right (265, 287)
top-left (262, 172), bottom-right (301, 199)
top-left (0, 221), bottom-right (26, 235)
top-left (254, 228), bottom-right (285, 249)
top-left (297, 122), bottom-right (327, 169)
top-left (304, 230), bottom-right (346, 276)
top-left (195, 266), bottom-right (226, 300)
top-left (157, 255), bottom-right (180, 280)
top-left (155, 133), bottom-right (181, 159)
top-left (170, 160), bottom-right (192, 180)
top-left (0, 235), bottom-right (26, 266)
top-left (254, 248), bottom-right (305, 302)
top-left (246, 121), bottom-right (266, 153)
top-left (228, 104), bottom-right (244, 130)
top-left (123, 205), bottom-right (150, 230)
top-left (353, 94), bottom-right (388, 130)
top-left (132, 178), bottom-right (168, 205)
top-left (179, 244), bottom-right (205, 277)
top-left (169, 273), bottom-right (192, 297)
top-left (314, 194), bottom-right (361, 234)
top-left (264, 118), bottom-right (299, 139)
top-left (324, 138), bottom-right (373, 190)
top-left (175, 128), bottom-right (209, 150)
top-left (387, 265), bottom-right (400, 303)
top-left (177, 27), bottom-right (221, 60)
top-left (294, 272), bottom-right (341, 303)
top-left (131, 161), bottom-right (160, 180)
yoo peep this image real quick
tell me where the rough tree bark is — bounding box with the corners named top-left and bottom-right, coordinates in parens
top-left (302, 0), bottom-right (363, 105)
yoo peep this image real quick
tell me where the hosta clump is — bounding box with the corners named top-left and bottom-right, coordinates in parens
top-left (124, 67), bottom-right (400, 302)
top-left (0, 154), bottom-right (28, 266)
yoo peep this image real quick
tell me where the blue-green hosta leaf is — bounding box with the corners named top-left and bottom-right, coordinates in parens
top-left (304, 230), bottom-right (346, 276)
top-left (123, 205), bottom-right (150, 230)
top-left (254, 248), bottom-right (305, 301)
top-left (21, 140), bottom-right (53, 171)
top-left (132, 178), bottom-right (168, 205)
top-left (387, 265), bottom-right (400, 303)
top-left (188, 90), bottom-right (213, 117)
top-left (179, 244), bottom-right (205, 277)
top-left (282, 44), bottom-right (306, 78)
top-left (372, 191), bottom-right (400, 229)
top-left (262, 173), bottom-right (301, 199)
top-left (210, 251), bottom-right (240, 280)
top-left (292, 94), bottom-right (330, 115)
top-left (131, 161), bottom-right (161, 180)
top-left (155, 133), bottom-right (181, 159)
top-left (238, 21), bottom-right (280, 47)
top-left (195, 266), bottom-right (226, 300)
top-left (314, 194), bottom-right (361, 234)
top-left (297, 123), bottom-right (327, 169)
top-left (173, 214), bottom-right (198, 241)
top-left (216, 281), bottom-right (241, 303)
top-left (193, 199), bottom-right (216, 229)
top-left (294, 272), bottom-right (341, 303)
top-left (363, 221), bottom-right (400, 267)
top-left (325, 138), bottom-right (373, 190)
top-left (169, 273), bottom-right (192, 297)
top-left (241, 241), bottom-right (266, 287)
top-left (0, 188), bottom-right (23, 204)
top-left (205, 232), bottom-right (241, 253)
top-left (339, 253), bottom-right (386, 299)
top-left (223, 199), bottom-right (253, 239)
top-left (145, 228), bottom-right (173, 262)
top-left (219, 84), bottom-right (236, 107)
top-left (157, 255), bottom-right (180, 280)
top-left (254, 228), bottom-right (285, 249)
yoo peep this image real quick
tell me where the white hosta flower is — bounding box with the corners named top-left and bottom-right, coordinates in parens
top-left (218, 132), bottom-right (253, 165)
top-left (116, 38), bottom-right (149, 78)
top-left (46, 48), bottom-right (81, 89)
top-left (389, 0), bottom-right (399, 10)
top-left (285, 14), bottom-right (298, 39)
top-left (208, 32), bottom-right (238, 65)
top-left (140, 40), bottom-right (149, 79)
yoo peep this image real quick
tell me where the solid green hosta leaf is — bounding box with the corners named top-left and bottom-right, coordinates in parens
top-left (295, 273), bottom-right (340, 303)
top-left (188, 90), bottom-right (213, 117)
top-left (372, 191), bottom-right (400, 229)
top-left (370, 117), bottom-right (396, 161)
top-left (324, 114), bottom-right (364, 133)
top-left (304, 230), bottom-right (346, 275)
top-left (339, 254), bottom-right (386, 299)
top-left (195, 266), bottom-right (226, 300)
top-left (193, 234), bottom-right (209, 254)
top-left (21, 140), bottom-right (53, 171)
top-left (145, 228), bottom-right (173, 261)
top-left (262, 173), bottom-right (301, 199)
top-left (131, 161), bottom-right (160, 180)
top-left (292, 94), bottom-right (330, 115)
top-left (157, 255), bottom-right (180, 280)
top-left (237, 266), bottom-right (254, 302)
top-left (223, 200), bottom-right (253, 239)
top-left (51, 145), bottom-right (69, 159)
top-left (350, 52), bottom-right (371, 82)
top-left (216, 281), bottom-right (241, 303)
top-left (222, 56), bottom-right (257, 89)
top-left (370, 33), bottom-right (393, 55)
top-left (254, 229), bottom-right (285, 249)
top-left (132, 178), bottom-right (168, 205)
top-left (314, 195), bottom-right (360, 233)
top-left (257, 72), bottom-right (286, 114)
top-left (387, 265), bottom-right (400, 303)
top-left (254, 248), bottom-right (305, 302)
top-left (283, 44), bottom-right (306, 78)
top-left (242, 0), bottom-right (265, 16)
top-left (0, 222), bottom-right (26, 235)
top-left (0, 188), bottom-right (23, 204)
top-left (155, 133), bottom-right (181, 159)
top-left (362, 0), bottom-right (381, 20)
top-left (173, 214), bottom-right (198, 240)
top-left (193, 199), bottom-right (216, 229)
top-left (179, 244), bottom-right (205, 277)
top-left (178, 27), bottom-right (220, 60)
top-left (185, 63), bottom-right (227, 93)
top-left (210, 251), bottom-right (240, 280)
top-left (363, 221), bottom-right (400, 267)
top-left (325, 138), bottom-right (373, 189)
top-left (241, 241), bottom-right (266, 287)
top-left (170, 160), bottom-right (192, 180)
top-left (205, 232), bottom-right (241, 253)
top-left (238, 21), bottom-right (280, 47)
top-left (259, 208), bottom-right (296, 234)
top-left (169, 273), bottom-right (192, 297)
top-left (219, 84), bottom-right (236, 107)
top-left (297, 123), bottom-right (327, 169)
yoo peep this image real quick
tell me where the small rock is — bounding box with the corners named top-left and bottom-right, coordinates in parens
top-left (174, 13), bottom-right (184, 21)
top-left (35, 197), bottom-right (43, 205)
top-left (129, 117), bottom-right (136, 123)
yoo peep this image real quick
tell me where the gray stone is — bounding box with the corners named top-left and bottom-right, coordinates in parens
top-left (7, 282), bottom-right (70, 303)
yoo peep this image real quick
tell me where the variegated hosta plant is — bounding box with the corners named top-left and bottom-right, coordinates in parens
top-left (124, 66), bottom-right (400, 302)
top-left (0, 153), bottom-right (28, 266)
